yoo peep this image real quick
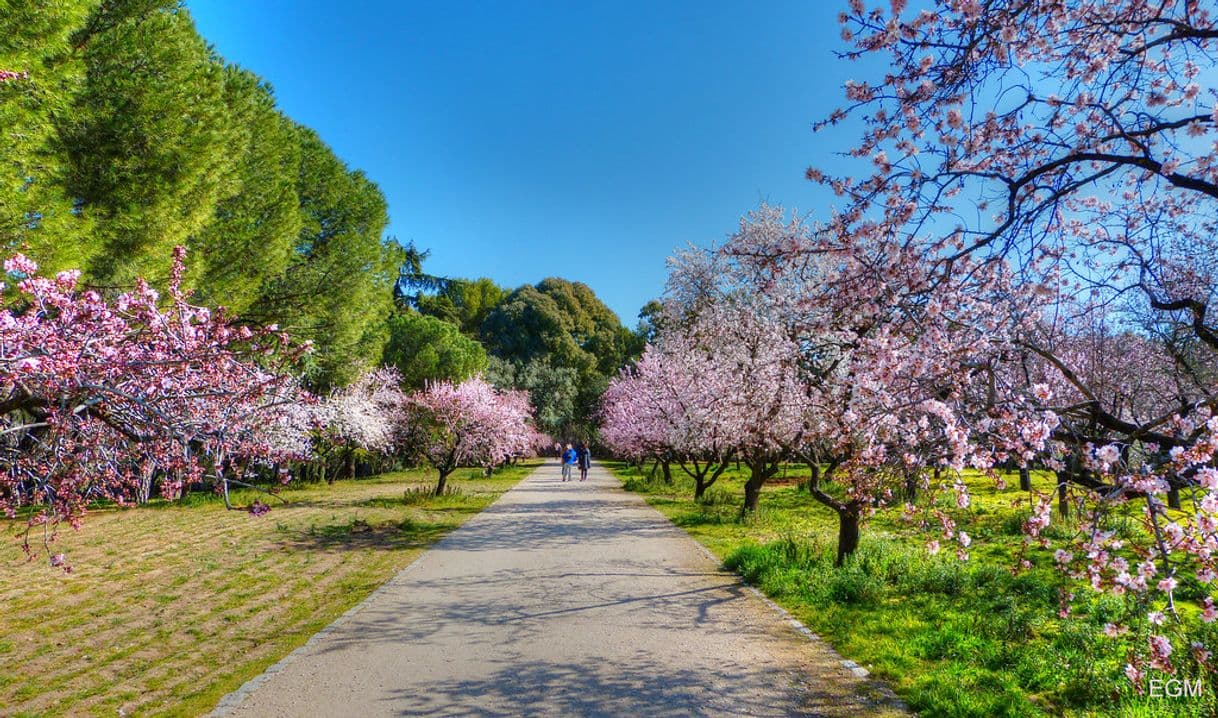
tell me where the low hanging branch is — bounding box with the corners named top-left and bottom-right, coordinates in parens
top-left (0, 248), bottom-right (312, 570)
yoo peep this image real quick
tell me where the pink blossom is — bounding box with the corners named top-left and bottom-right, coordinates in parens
top-left (1149, 635), bottom-right (1174, 670)
top-left (4, 254), bottom-right (38, 275)
top-left (1094, 444), bottom-right (1120, 467)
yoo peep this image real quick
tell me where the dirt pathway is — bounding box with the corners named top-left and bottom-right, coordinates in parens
top-left (214, 462), bottom-right (906, 717)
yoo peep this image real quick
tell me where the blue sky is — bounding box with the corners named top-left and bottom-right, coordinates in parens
top-left (188, 0), bottom-right (858, 325)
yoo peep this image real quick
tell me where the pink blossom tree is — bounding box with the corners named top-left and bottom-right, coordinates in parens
top-left (797, 0), bottom-right (1218, 681)
top-left (402, 376), bottom-right (537, 495)
top-left (660, 205), bottom-right (1054, 563)
top-left (0, 248), bottom-right (308, 568)
top-left (659, 241), bottom-right (808, 516)
top-left (600, 338), bottom-right (738, 501)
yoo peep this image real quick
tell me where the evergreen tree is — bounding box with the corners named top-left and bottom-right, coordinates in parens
top-left (417, 277), bottom-right (506, 337)
top-left (0, 0), bottom-right (94, 271)
top-left (190, 67), bottom-right (301, 315)
top-left (63, 1), bottom-right (240, 286)
top-left (0, 0), bottom-right (409, 391)
top-left (250, 127), bottom-right (399, 389)
top-left (480, 277), bottom-right (630, 438)
top-left (383, 311), bottom-right (488, 389)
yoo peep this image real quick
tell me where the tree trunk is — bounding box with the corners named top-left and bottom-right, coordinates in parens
top-left (904, 469), bottom-right (918, 504)
top-left (1168, 486), bottom-right (1182, 510)
top-left (1057, 477), bottom-right (1069, 518)
top-left (803, 464), bottom-right (820, 494)
top-left (434, 468), bottom-right (452, 496)
top-left (739, 461), bottom-right (770, 519)
top-left (694, 463), bottom-right (728, 502)
top-left (136, 464), bottom-right (155, 504)
top-left (661, 460), bottom-right (673, 485)
top-left (1019, 466), bottom-right (1032, 491)
top-left (836, 507), bottom-right (861, 567)
top-left (740, 477), bottom-right (763, 517)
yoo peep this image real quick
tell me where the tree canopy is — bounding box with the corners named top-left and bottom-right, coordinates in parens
top-left (382, 311), bottom-right (488, 390)
top-left (416, 277), bottom-right (506, 337)
top-left (479, 277), bottom-right (634, 439)
top-left (0, 0), bottom-right (401, 389)
top-left (2, 0), bottom-right (643, 443)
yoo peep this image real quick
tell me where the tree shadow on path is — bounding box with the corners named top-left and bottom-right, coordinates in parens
top-left (383, 654), bottom-right (857, 717)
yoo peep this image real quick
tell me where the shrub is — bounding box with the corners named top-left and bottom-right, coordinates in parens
top-left (402, 484), bottom-right (463, 504)
top-left (697, 486), bottom-right (735, 507)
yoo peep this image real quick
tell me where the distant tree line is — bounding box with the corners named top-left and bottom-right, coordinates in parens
top-left (408, 276), bottom-right (647, 442)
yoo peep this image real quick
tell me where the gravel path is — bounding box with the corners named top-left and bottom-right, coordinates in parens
top-left (214, 462), bottom-right (907, 717)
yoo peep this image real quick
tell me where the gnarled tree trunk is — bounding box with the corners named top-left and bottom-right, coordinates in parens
top-left (836, 504), bottom-right (862, 567)
top-left (691, 461), bottom-right (729, 502)
top-left (739, 459), bottom-right (778, 519)
top-left (434, 467), bottom-right (454, 496)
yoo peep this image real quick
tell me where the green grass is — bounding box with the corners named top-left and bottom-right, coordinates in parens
top-left (607, 460), bottom-right (1218, 718)
top-left (0, 461), bottom-right (539, 717)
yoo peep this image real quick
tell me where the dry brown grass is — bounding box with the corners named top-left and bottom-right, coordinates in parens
top-left (0, 463), bottom-right (538, 717)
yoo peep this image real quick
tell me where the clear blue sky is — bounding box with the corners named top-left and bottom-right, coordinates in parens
top-left (188, 0), bottom-right (858, 325)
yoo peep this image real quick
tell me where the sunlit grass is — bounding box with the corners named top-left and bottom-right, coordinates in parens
top-left (608, 460), bottom-right (1218, 718)
top-left (0, 461), bottom-right (539, 717)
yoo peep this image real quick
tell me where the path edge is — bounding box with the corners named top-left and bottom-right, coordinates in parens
top-left (605, 463), bottom-right (910, 711)
top-left (207, 463), bottom-right (548, 717)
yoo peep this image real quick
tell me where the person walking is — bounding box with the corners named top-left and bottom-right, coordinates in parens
top-left (577, 442), bottom-right (591, 482)
top-left (561, 444), bottom-right (575, 482)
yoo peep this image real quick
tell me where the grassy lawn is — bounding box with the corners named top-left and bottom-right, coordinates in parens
top-left (0, 461), bottom-right (540, 717)
top-left (606, 460), bottom-right (1218, 718)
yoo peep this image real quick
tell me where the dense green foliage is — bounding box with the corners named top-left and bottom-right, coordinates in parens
top-left (0, 0), bottom-right (399, 389)
top-left (0, 1), bottom-right (94, 270)
top-left (416, 277), bottom-right (506, 337)
top-left (254, 127), bottom-right (401, 388)
top-left (65, 0), bottom-right (235, 285)
top-left (484, 355), bottom-right (580, 438)
top-left (383, 311), bottom-right (488, 389)
top-left (481, 279), bottom-right (626, 374)
top-left (476, 278), bottom-right (636, 439)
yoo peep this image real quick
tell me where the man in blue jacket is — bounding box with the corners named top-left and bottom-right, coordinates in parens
top-left (561, 444), bottom-right (576, 481)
